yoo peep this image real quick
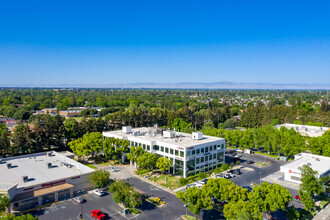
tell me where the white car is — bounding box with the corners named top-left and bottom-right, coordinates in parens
top-left (93, 189), bottom-right (104, 197)
top-left (235, 148), bottom-right (243, 153)
top-left (73, 197), bottom-right (84, 204)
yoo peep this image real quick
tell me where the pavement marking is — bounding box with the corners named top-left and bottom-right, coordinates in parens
top-left (84, 213), bottom-right (93, 220)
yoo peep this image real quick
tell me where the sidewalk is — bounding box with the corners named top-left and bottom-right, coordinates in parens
top-left (313, 203), bottom-right (330, 220)
top-left (261, 171), bottom-right (300, 190)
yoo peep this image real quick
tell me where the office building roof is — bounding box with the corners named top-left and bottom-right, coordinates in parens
top-left (275, 123), bottom-right (329, 137)
top-left (0, 151), bottom-right (94, 191)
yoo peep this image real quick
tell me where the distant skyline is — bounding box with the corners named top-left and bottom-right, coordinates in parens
top-left (1, 1), bottom-right (330, 86)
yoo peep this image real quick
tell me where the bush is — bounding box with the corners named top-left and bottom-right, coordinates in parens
top-left (179, 178), bottom-right (188, 185)
top-left (221, 164), bottom-right (229, 170)
top-left (230, 162), bottom-right (234, 167)
top-left (132, 209), bottom-right (140, 214)
top-left (236, 161), bottom-right (241, 165)
top-left (198, 172), bottom-right (207, 179)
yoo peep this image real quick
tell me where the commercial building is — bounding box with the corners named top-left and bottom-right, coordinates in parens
top-left (280, 153), bottom-right (330, 184)
top-left (0, 151), bottom-right (95, 212)
top-left (103, 126), bottom-right (226, 178)
top-left (59, 110), bottom-right (82, 118)
top-left (275, 123), bottom-right (329, 137)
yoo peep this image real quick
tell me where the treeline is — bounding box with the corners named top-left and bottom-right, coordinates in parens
top-left (0, 114), bottom-right (107, 156)
top-left (201, 123), bottom-right (330, 157)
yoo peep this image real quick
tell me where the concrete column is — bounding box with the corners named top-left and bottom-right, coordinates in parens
top-left (69, 188), bottom-right (73, 197)
top-left (173, 158), bottom-right (175, 175)
top-left (183, 159), bottom-right (187, 178)
top-left (38, 196), bottom-right (42, 206)
top-left (54, 192), bottom-right (59, 202)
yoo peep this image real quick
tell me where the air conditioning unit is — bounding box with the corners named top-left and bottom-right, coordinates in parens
top-left (122, 126), bottom-right (132, 134)
top-left (316, 158), bottom-right (320, 161)
top-left (22, 176), bottom-right (28, 182)
top-left (7, 163), bottom-right (12, 169)
top-left (47, 152), bottom-right (53, 157)
top-left (163, 130), bottom-right (176, 138)
top-left (192, 132), bottom-right (203, 140)
top-left (307, 163), bottom-right (312, 166)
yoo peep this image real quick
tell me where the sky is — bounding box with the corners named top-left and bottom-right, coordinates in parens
top-left (0, 0), bottom-right (330, 85)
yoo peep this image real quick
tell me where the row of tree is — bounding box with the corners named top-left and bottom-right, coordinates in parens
top-left (201, 123), bottom-right (330, 157)
top-left (177, 179), bottom-right (292, 220)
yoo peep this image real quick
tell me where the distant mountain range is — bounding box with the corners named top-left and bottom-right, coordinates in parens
top-left (1, 82), bottom-right (329, 89)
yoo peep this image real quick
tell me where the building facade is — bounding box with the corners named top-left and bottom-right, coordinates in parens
top-left (280, 153), bottom-right (330, 184)
top-left (0, 151), bottom-right (95, 212)
top-left (103, 126), bottom-right (226, 178)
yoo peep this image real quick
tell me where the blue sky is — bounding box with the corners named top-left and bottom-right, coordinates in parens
top-left (0, 0), bottom-right (330, 85)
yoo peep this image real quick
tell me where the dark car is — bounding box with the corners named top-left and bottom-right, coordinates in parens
top-left (234, 169), bottom-right (242, 175)
top-left (247, 160), bottom-right (254, 164)
top-left (242, 186), bottom-right (253, 192)
top-left (233, 156), bottom-right (240, 161)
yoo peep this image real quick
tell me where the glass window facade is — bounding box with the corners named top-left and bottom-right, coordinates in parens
top-left (192, 150), bottom-right (195, 155)
top-left (186, 159), bottom-right (196, 177)
top-left (175, 160), bottom-right (183, 176)
top-left (175, 150), bottom-right (179, 156)
top-left (187, 151), bottom-right (191, 156)
top-left (201, 148), bottom-right (204, 154)
top-left (170, 149), bottom-right (174, 155)
top-left (161, 146), bottom-right (164, 152)
top-left (165, 147), bottom-right (169, 153)
top-left (205, 147), bottom-right (208, 153)
top-left (180, 151), bottom-right (184, 157)
top-left (217, 152), bottom-right (224, 166)
top-left (197, 149), bottom-right (200, 154)
top-left (153, 145), bottom-right (159, 151)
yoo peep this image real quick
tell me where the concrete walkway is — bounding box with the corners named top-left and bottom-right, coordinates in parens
top-left (314, 203), bottom-right (330, 220)
top-left (261, 170), bottom-right (300, 190)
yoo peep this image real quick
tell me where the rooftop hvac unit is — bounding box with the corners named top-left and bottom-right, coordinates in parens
top-left (122, 126), bottom-right (132, 134)
top-left (22, 176), bottom-right (28, 182)
top-left (47, 162), bottom-right (52, 168)
top-left (163, 130), bottom-right (176, 138)
top-left (316, 158), bottom-right (320, 161)
top-left (7, 163), bottom-right (12, 169)
top-left (298, 166), bottom-right (302, 170)
top-left (192, 132), bottom-right (203, 140)
top-left (47, 152), bottom-right (53, 157)
top-left (307, 163), bottom-right (312, 166)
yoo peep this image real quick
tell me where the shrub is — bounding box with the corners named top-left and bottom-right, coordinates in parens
top-left (221, 164), bottom-right (229, 170)
top-left (236, 161), bottom-right (241, 165)
top-left (198, 172), bottom-right (207, 179)
top-left (132, 209), bottom-right (140, 214)
top-left (230, 162), bottom-right (234, 167)
top-left (179, 178), bottom-right (188, 185)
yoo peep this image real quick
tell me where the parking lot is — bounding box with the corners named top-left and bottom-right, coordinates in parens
top-left (29, 191), bottom-right (133, 220)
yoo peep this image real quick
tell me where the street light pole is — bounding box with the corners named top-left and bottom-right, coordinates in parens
top-left (259, 172), bottom-right (262, 185)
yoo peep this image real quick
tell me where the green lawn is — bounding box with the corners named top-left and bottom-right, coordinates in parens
top-left (183, 215), bottom-right (197, 220)
top-left (151, 174), bottom-right (181, 190)
top-left (96, 161), bottom-right (113, 166)
top-left (84, 163), bottom-right (97, 169)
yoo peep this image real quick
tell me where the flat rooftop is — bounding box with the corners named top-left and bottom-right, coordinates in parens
top-left (275, 123), bottom-right (329, 137)
top-left (281, 153), bottom-right (330, 176)
top-left (103, 127), bottom-right (224, 147)
top-left (0, 151), bottom-right (94, 191)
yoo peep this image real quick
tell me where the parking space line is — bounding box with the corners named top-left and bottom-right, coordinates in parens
top-left (84, 213), bottom-right (93, 220)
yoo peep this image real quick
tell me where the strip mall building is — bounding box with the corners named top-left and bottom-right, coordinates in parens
top-left (0, 151), bottom-right (94, 212)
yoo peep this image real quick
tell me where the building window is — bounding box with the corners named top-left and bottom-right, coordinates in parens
top-left (201, 148), bottom-right (205, 154)
top-left (175, 150), bottom-right (179, 156)
top-left (147, 145), bottom-right (150, 151)
top-left (170, 149), bottom-right (174, 155)
top-left (192, 150), bottom-right (195, 155)
top-left (196, 149), bottom-right (200, 154)
top-left (213, 145), bottom-right (216, 151)
top-left (196, 158), bottom-right (200, 164)
top-left (165, 147), bottom-right (169, 153)
top-left (209, 146), bottom-right (212, 152)
top-left (143, 144), bottom-right (146, 149)
top-left (217, 152), bottom-right (224, 166)
top-left (205, 156), bottom-right (208, 161)
top-left (153, 145), bottom-right (159, 151)
top-left (201, 157), bottom-right (204, 163)
top-left (291, 176), bottom-right (301, 181)
top-left (205, 147), bottom-right (208, 153)
top-left (187, 151), bottom-right (191, 157)
top-left (209, 155), bottom-right (212, 160)
top-left (213, 154), bottom-right (216, 159)
top-left (217, 145), bottom-right (221, 149)
top-left (180, 151), bottom-right (184, 157)
top-left (175, 160), bottom-right (183, 176)
top-left (187, 159), bottom-right (196, 177)
top-left (161, 146), bottom-right (164, 152)
top-left (221, 144), bottom-right (225, 148)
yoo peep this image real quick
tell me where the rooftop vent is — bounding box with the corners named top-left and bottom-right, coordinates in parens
top-left (122, 126), bottom-right (132, 134)
top-left (298, 166), bottom-right (302, 170)
top-left (316, 158), bottom-right (320, 161)
top-left (192, 132), bottom-right (203, 140)
top-left (22, 176), bottom-right (28, 182)
top-left (47, 162), bottom-right (52, 168)
top-left (307, 162), bottom-right (312, 166)
top-left (47, 152), bottom-right (54, 157)
top-left (7, 163), bottom-right (12, 169)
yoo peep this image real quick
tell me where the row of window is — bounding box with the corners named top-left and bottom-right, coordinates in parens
top-left (186, 143), bottom-right (225, 157)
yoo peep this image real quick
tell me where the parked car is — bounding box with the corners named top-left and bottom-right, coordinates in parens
top-left (233, 169), bottom-right (242, 175)
top-left (224, 174), bottom-right (231, 179)
top-left (247, 160), bottom-right (254, 164)
top-left (242, 186), bottom-right (253, 192)
top-left (110, 166), bottom-right (116, 172)
top-left (236, 154), bottom-right (242, 157)
top-left (93, 189), bottom-right (105, 197)
top-left (295, 195), bottom-right (301, 201)
top-left (235, 148), bottom-right (243, 153)
top-left (91, 210), bottom-right (106, 220)
top-left (73, 197), bottom-right (84, 204)
top-left (233, 155), bottom-right (240, 161)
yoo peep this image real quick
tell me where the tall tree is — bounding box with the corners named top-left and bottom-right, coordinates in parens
top-left (89, 169), bottom-right (110, 188)
top-left (156, 157), bottom-right (172, 173)
top-left (299, 165), bottom-right (324, 210)
top-left (223, 200), bottom-right (262, 220)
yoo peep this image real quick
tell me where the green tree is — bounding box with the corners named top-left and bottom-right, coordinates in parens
top-left (248, 182), bottom-right (292, 218)
top-left (89, 169), bottom-right (110, 188)
top-left (223, 200), bottom-right (262, 220)
top-left (136, 153), bottom-right (159, 170)
top-left (109, 180), bottom-right (142, 210)
top-left (0, 194), bottom-right (10, 213)
top-left (299, 165), bottom-right (324, 210)
top-left (176, 187), bottom-right (213, 219)
top-left (126, 146), bottom-right (145, 167)
top-left (0, 127), bottom-right (10, 157)
top-left (83, 132), bottom-right (103, 157)
top-left (286, 206), bottom-right (300, 220)
top-left (156, 157), bottom-right (172, 173)
top-left (68, 138), bottom-right (91, 161)
top-left (0, 213), bottom-right (38, 220)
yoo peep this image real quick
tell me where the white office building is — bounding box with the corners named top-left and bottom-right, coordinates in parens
top-left (275, 123), bottom-right (329, 137)
top-left (103, 126), bottom-right (226, 178)
top-left (0, 151), bottom-right (95, 212)
top-left (280, 153), bottom-right (330, 184)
